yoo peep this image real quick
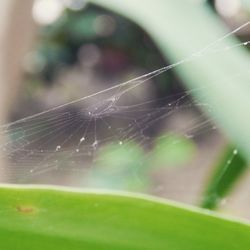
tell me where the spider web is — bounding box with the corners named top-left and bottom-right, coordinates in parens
top-left (0, 22), bottom-right (249, 186)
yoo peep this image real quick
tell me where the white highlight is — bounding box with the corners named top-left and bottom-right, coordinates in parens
top-left (32, 0), bottom-right (64, 25)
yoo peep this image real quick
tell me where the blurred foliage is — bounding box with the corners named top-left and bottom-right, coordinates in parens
top-left (87, 142), bottom-right (147, 190)
top-left (33, 4), bottom-right (175, 87)
top-left (20, 2), bottom-right (185, 139)
top-left (87, 134), bottom-right (196, 191)
top-left (150, 134), bottom-right (196, 168)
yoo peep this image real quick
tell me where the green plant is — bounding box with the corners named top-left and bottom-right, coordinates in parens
top-left (1, 186), bottom-right (250, 250)
top-left (2, 0), bottom-right (250, 249)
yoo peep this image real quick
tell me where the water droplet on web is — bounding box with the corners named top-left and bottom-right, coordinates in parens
top-left (56, 145), bottom-right (61, 151)
top-left (233, 149), bottom-right (238, 155)
top-left (92, 140), bottom-right (98, 149)
top-left (80, 137), bottom-right (85, 142)
top-left (119, 141), bottom-right (123, 145)
top-left (76, 148), bottom-right (79, 152)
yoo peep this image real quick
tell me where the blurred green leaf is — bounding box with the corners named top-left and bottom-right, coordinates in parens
top-left (1, 185), bottom-right (250, 250)
top-left (94, 142), bottom-right (144, 172)
top-left (149, 134), bottom-right (196, 168)
top-left (201, 146), bottom-right (248, 210)
top-left (87, 134), bottom-right (195, 190)
top-left (86, 142), bottom-right (148, 190)
top-left (69, 13), bottom-right (98, 40)
top-left (89, 0), bottom-right (250, 162)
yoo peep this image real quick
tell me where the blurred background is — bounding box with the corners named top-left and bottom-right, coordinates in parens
top-left (1, 0), bottom-right (250, 219)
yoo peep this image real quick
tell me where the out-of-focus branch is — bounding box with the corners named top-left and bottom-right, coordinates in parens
top-left (0, 0), bottom-right (35, 181)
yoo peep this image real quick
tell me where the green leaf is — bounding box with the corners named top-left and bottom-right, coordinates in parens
top-left (86, 142), bottom-right (148, 190)
top-left (201, 146), bottom-right (248, 210)
top-left (88, 0), bottom-right (250, 162)
top-left (149, 133), bottom-right (196, 168)
top-left (94, 142), bottom-right (145, 173)
top-left (87, 135), bottom-right (195, 190)
top-left (1, 185), bottom-right (250, 250)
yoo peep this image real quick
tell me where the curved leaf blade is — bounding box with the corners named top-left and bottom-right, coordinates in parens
top-left (0, 186), bottom-right (250, 249)
top-left (201, 146), bottom-right (248, 209)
